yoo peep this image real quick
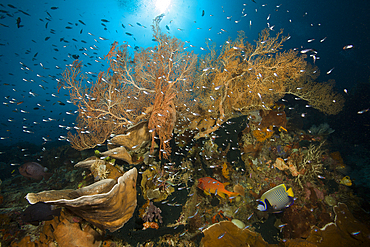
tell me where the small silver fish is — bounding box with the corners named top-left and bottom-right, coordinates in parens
top-left (357, 108), bottom-right (369, 114)
top-left (218, 232), bottom-right (226, 239)
top-left (327, 67), bottom-right (335, 74)
top-left (301, 48), bottom-right (313, 54)
top-left (343, 44), bottom-right (353, 50)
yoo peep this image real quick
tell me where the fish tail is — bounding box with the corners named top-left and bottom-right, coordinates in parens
top-left (225, 191), bottom-right (239, 198)
top-left (286, 187), bottom-right (294, 197)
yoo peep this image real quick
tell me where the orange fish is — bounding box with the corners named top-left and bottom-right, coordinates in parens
top-left (197, 177), bottom-right (239, 199)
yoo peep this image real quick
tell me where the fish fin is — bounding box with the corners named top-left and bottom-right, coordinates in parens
top-left (272, 210), bottom-right (283, 214)
top-left (257, 200), bottom-right (267, 211)
top-left (287, 197), bottom-right (294, 207)
top-left (215, 191), bottom-right (225, 199)
top-left (286, 187), bottom-right (294, 197)
top-left (203, 190), bottom-right (211, 196)
top-left (52, 207), bottom-right (62, 216)
top-left (223, 182), bottom-right (230, 186)
top-left (44, 215), bottom-right (54, 221)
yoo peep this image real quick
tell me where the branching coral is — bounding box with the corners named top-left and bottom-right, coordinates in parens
top-left (142, 201), bottom-right (163, 223)
top-left (287, 141), bottom-right (325, 188)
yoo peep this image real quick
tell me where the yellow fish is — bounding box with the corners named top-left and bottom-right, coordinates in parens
top-left (278, 126), bottom-right (287, 132)
top-left (340, 176), bottom-right (352, 186)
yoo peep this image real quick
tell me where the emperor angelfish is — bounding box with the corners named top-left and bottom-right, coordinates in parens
top-left (257, 184), bottom-right (294, 211)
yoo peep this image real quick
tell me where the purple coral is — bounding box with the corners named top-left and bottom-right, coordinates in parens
top-left (143, 201), bottom-right (163, 223)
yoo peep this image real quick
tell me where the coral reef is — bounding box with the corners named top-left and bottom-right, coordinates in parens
top-left (41, 209), bottom-right (102, 247)
top-left (281, 204), bottom-right (319, 239)
top-left (1, 14), bottom-right (356, 247)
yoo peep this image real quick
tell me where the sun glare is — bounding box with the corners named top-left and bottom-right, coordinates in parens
top-left (155, 0), bottom-right (171, 13)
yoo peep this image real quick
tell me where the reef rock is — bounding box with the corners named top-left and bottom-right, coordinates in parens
top-left (25, 168), bottom-right (138, 232)
top-left (283, 203), bottom-right (370, 247)
top-left (305, 202), bottom-right (370, 246)
top-left (42, 209), bottom-right (102, 247)
top-left (201, 221), bottom-right (274, 247)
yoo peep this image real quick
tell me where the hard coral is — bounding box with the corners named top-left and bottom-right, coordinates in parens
top-left (201, 221), bottom-right (273, 247)
top-left (25, 168), bottom-right (138, 232)
top-left (142, 201), bottom-right (163, 224)
top-left (107, 121), bottom-right (151, 151)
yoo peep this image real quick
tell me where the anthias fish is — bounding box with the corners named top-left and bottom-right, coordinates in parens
top-left (197, 177), bottom-right (239, 199)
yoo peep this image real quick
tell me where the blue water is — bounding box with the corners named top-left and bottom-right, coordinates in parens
top-left (1, 0), bottom-right (369, 146)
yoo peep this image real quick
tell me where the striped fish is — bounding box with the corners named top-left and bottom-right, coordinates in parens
top-left (257, 184), bottom-right (294, 211)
